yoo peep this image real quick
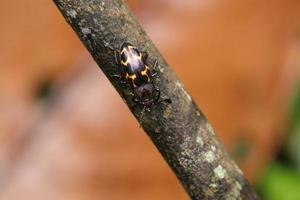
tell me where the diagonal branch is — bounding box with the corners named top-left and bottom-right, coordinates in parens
top-left (53, 0), bottom-right (260, 199)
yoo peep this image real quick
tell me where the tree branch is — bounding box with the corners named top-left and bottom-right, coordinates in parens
top-left (53, 0), bottom-right (260, 199)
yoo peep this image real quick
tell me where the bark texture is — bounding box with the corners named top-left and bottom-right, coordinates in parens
top-left (53, 0), bottom-right (260, 199)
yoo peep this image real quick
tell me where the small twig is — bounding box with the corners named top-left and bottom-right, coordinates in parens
top-left (53, 0), bottom-right (260, 199)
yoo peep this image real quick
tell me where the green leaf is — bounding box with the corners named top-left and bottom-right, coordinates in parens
top-left (258, 163), bottom-right (300, 200)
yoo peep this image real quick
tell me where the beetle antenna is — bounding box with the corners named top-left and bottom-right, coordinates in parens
top-left (103, 36), bottom-right (116, 50)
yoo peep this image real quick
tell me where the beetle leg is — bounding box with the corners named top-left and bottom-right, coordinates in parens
top-left (104, 41), bottom-right (114, 51)
top-left (128, 91), bottom-right (134, 96)
top-left (103, 37), bottom-right (116, 51)
top-left (114, 50), bottom-right (121, 65)
top-left (135, 38), bottom-right (140, 50)
top-left (119, 39), bottom-right (127, 50)
top-left (158, 98), bottom-right (172, 108)
top-left (132, 95), bottom-right (139, 103)
top-left (163, 98), bottom-right (172, 104)
top-left (104, 37), bottom-right (121, 66)
top-left (141, 51), bottom-right (148, 61)
top-left (153, 88), bottom-right (160, 102)
top-left (109, 72), bottom-right (127, 84)
top-left (154, 88), bottom-right (171, 105)
top-left (154, 59), bottom-right (159, 70)
top-left (109, 73), bottom-right (121, 80)
top-left (151, 60), bottom-right (159, 77)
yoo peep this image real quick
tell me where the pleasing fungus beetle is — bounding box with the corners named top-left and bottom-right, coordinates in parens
top-left (104, 40), bottom-right (171, 122)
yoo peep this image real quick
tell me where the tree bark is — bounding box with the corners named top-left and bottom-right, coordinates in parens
top-left (53, 0), bottom-right (260, 199)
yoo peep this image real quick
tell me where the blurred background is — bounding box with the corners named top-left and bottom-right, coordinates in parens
top-left (0, 0), bottom-right (300, 199)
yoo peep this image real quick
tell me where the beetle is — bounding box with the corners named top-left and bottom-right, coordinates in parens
top-left (104, 40), bottom-right (170, 120)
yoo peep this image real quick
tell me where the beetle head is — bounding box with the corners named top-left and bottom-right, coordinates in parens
top-left (134, 83), bottom-right (159, 107)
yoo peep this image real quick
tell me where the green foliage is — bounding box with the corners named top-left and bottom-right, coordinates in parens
top-left (287, 87), bottom-right (300, 170)
top-left (259, 163), bottom-right (300, 200)
top-left (258, 85), bottom-right (300, 200)
top-left (288, 86), bottom-right (300, 128)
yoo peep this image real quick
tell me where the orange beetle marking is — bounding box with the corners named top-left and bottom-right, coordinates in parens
top-left (141, 66), bottom-right (150, 81)
top-left (121, 56), bottom-right (130, 66)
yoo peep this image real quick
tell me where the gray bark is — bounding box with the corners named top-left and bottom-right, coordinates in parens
top-left (53, 0), bottom-right (260, 199)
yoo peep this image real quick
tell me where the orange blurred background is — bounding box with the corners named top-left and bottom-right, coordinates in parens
top-left (0, 0), bottom-right (300, 199)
